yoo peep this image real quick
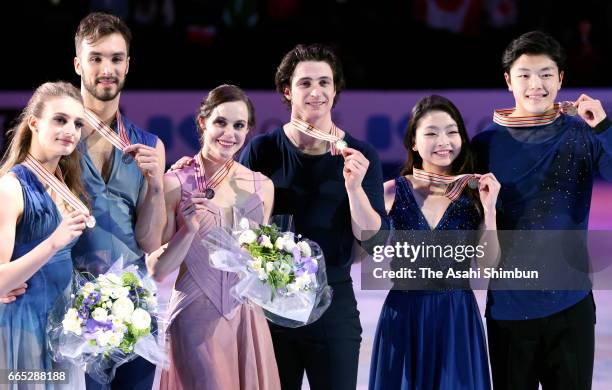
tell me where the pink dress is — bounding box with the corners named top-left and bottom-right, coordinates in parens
top-left (159, 166), bottom-right (280, 390)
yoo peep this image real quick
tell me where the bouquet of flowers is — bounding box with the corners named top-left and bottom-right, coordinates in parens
top-left (47, 258), bottom-right (166, 384)
top-left (203, 218), bottom-right (332, 327)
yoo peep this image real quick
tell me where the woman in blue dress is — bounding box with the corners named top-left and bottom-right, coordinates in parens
top-left (369, 95), bottom-right (500, 390)
top-left (0, 82), bottom-right (89, 389)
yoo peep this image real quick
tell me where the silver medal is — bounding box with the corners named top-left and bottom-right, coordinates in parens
top-left (86, 215), bottom-right (96, 228)
top-left (335, 139), bottom-right (347, 151)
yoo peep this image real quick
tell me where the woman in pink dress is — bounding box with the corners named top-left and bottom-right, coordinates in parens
top-left (147, 84), bottom-right (280, 390)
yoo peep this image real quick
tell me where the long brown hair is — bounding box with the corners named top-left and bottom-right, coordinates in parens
top-left (0, 81), bottom-right (88, 204)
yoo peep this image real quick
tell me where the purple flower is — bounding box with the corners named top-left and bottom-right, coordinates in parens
top-left (295, 257), bottom-right (318, 276)
top-left (84, 318), bottom-right (112, 334)
top-left (78, 307), bottom-right (89, 320)
top-left (83, 291), bottom-right (101, 307)
top-left (292, 246), bottom-right (302, 263)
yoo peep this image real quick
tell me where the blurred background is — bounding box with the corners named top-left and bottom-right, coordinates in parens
top-left (1, 0), bottom-right (611, 90)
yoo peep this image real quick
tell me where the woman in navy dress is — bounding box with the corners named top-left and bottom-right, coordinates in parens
top-left (0, 82), bottom-right (89, 389)
top-left (369, 95), bottom-right (500, 390)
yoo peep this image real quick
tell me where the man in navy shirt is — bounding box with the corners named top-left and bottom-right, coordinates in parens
top-left (473, 31), bottom-right (612, 390)
top-left (240, 43), bottom-right (388, 390)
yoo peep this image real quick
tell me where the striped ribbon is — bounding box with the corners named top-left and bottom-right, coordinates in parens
top-left (22, 154), bottom-right (93, 226)
top-left (290, 117), bottom-right (346, 156)
top-left (193, 152), bottom-right (234, 194)
top-left (84, 109), bottom-right (131, 151)
top-left (413, 168), bottom-right (477, 202)
top-left (493, 101), bottom-right (576, 128)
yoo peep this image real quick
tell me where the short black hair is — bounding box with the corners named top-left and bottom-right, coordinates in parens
top-left (502, 31), bottom-right (566, 74)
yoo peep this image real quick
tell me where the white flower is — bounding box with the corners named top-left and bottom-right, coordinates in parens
top-left (286, 282), bottom-right (300, 294)
top-left (98, 274), bottom-right (122, 288)
top-left (239, 218), bottom-right (250, 230)
top-left (100, 287), bottom-right (112, 298)
top-left (111, 317), bottom-right (128, 333)
top-left (260, 235), bottom-right (273, 249)
top-left (63, 317), bottom-right (82, 335)
top-left (249, 258), bottom-right (262, 271)
top-left (283, 239), bottom-right (297, 253)
top-left (238, 230), bottom-right (257, 246)
top-left (294, 274), bottom-right (312, 290)
top-left (96, 331), bottom-right (112, 347)
top-left (297, 241), bottom-right (312, 258)
top-left (62, 309), bottom-right (82, 335)
top-left (279, 262), bottom-right (292, 274)
top-left (265, 262), bottom-right (275, 272)
top-left (130, 308), bottom-right (152, 331)
top-left (274, 237), bottom-right (285, 250)
top-left (107, 274), bottom-right (122, 284)
top-left (112, 297), bottom-right (135, 321)
top-left (108, 332), bottom-right (124, 347)
top-left (82, 282), bottom-right (96, 295)
top-left (116, 287), bottom-right (130, 298)
top-left (65, 307), bottom-right (79, 319)
top-left (257, 269), bottom-right (268, 280)
top-left (92, 307), bottom-right (109, 322)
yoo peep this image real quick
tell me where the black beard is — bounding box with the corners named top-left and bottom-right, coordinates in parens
top-left (84, 78), bottom-right (126, 102)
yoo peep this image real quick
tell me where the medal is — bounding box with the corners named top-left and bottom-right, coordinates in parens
top-left (86, 215), bottom-right (97, 228)
top-left (467, 178), bottom-right (479, 190)
top-left (560, 101), bottom-right (577, 116)
top-left (121, 152), bottom-right (134, 164)
top-left (413, 168), bottom-right (478, 202)
top-left (193, 152), bottom-right (234, 200)
top-left (291, 117), bottom-right (346, 156)
top-left (493, 101), bottom-right (578, 128)
top-left (23, 154), bottom-right (94, 228)
top-left (335, 139), bottom-right (348, 152)
top-left (204, 188), bottom-right (215, 199)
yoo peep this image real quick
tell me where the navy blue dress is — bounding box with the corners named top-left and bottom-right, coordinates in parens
top-left (0, 165), bottom-right (78, 389)
top-left (369, 176), bottom-right (490, 390)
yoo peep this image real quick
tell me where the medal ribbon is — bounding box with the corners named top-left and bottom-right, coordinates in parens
top-left (493, 102), bottom-right (576, 128)
top-left (413, 168), bottom-right (476, 202)
top-left (84, 109), bottom-right (131, 151)
top-left (193, 152), bottom-right (234, 193)
top-left (23, 154), bottom-right (89, 215)
top-left (290, 117), bottom-right (345, 156)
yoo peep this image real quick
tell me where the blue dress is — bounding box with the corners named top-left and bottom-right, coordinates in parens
top-left (369, 176), bottom-right (491, 390)
top-left (0, 165), bottom-right (76, 388)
